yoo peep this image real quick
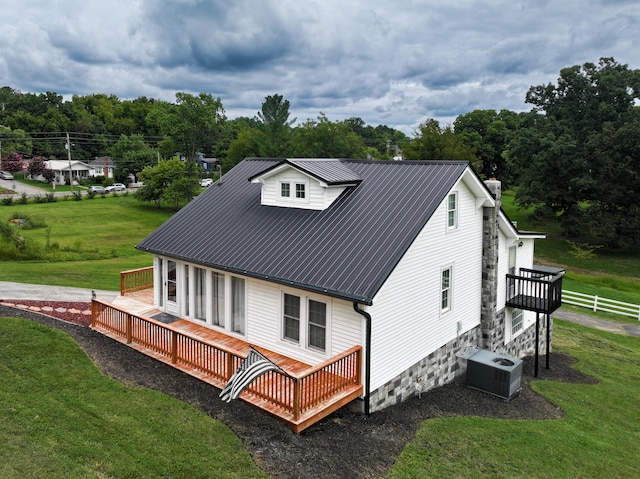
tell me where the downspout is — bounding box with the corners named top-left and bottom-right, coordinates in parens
top-left (353, 302), bottom-right (372, 416)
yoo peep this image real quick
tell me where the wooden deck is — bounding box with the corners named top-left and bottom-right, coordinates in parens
top-left (91, 284), bottom-right (363, 433)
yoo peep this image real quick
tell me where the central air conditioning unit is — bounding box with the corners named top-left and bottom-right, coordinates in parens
top-left (466, 349), bottom-right (523, 401)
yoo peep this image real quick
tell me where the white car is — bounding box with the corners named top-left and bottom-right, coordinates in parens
top-left (105, 183), bottom-right (127, 192)
top-left (0, 170), bottom-right (14, 180)
top-left (200, 178), bottom-right (214, 187)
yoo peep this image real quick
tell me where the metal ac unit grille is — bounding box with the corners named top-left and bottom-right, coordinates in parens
top-left (466, 349), bottom-right (523, 400)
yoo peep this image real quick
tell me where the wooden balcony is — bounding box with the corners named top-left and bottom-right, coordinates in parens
top-left (91, 273), bottom-right (363, 433)
top-left (505, 266), bottom-right (565, 315)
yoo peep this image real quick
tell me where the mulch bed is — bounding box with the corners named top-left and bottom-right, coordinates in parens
top-left (0, 301), bottom-right (598, 479)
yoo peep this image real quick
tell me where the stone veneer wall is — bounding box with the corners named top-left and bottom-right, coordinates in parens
top-left (368, 327), bottom-right (481, 413)
top-left (484, 308), bottom-right (551, 358)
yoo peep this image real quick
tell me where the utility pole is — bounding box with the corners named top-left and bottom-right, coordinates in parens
top-left (66, 132), bottom-right (73, 192)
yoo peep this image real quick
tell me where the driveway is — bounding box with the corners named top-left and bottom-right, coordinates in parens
top-left (0, 177), bottom-right (49, 196)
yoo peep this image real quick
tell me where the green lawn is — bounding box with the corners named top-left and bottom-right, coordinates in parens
top-left (0, 195), bottom-right (173, 290)
top-left (388, 320), bottom-right (640, 479)
top-left (0, 317), bottom-right (267, 479)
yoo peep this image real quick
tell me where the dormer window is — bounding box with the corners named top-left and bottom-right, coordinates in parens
top-left (280, 180), bottom-right (307, 201)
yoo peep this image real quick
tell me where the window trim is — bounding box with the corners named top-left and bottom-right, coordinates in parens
top-left (280, 290), bottom-right (329, 354)
top-left (307, 299), bottom-right (327, 352)
top-left (283, 293), bottom-right (301, 344)
top-left (508, 308), bottom-right (524, 340)
top-left (278, 178), bottom-right (309, 204)
top-left (446, 191), bottom-right (458, 230)
top-left (440, 265), bottom-right (453, 314)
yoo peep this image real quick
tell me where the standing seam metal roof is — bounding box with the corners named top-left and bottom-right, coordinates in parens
top-left (136, 158), bottom-right (469, 304)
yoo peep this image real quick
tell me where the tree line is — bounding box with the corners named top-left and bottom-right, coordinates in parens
top-left (1, 57), bottom-right (639, 249)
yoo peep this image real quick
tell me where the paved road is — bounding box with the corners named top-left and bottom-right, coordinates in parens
top-left (0, 281), bottom-right (118, 303)
top-left (553, 308), bottom-right (640, 337)
top-left (0, 281), bottom-right (638, 337)
top-left (0, 177), bottom-right (49, 196)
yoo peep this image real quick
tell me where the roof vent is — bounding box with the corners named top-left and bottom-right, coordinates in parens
top-left (465, 349), bottom-right (523, 401)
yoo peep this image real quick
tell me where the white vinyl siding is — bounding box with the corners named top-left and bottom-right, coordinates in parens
top-left (367, 178), bottom-right (484, 392)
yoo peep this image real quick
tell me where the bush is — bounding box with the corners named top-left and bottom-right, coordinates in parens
top-left (1, 196), bottom-right (14, 206)
top-left (17, 192), bottom-right (28, 205)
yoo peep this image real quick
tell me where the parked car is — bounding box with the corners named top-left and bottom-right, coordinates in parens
top-left (87, 185), bottom-right (106, 194)
top-left (0, 170), bottom-right (14, 180)
top-left (200, 178), bottom-right (214, 187)
top-left (105, 183), bottom-right (127, 192)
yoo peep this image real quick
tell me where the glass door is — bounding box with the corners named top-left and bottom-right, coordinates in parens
top-left (165, 260), bottom-right (179, 315)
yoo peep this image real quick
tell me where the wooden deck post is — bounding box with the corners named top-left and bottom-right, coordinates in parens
top-left (293, 378), bottom-right (301, 421)
top-left (126, 314), bottom-right (132, 344)
top-left (91, 300), bottom-right (97, 328)
top-left (171, 330), bottom-right (178, 364)
top-left (226, 352), bottom-right (235, 380)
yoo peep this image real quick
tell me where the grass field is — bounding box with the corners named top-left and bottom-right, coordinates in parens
top-left (0, 195), bottom-right (173, 290)
top-left (0, 316), bottom-right (267, 479)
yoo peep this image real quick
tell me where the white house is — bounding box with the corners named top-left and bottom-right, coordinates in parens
top-left (128, 158), bottom-right (564, 419)
top-left (87, 156), bottom-right (115, 179)
top-left (43, 159), bottom-right (92, 185)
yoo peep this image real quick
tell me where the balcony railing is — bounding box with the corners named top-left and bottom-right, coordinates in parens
top-left (120, 266), bottom-right (154, 295)
top-left (91, 299), bottom-right (362, 433)
top-left (505, 266), bottom-right (565, 315)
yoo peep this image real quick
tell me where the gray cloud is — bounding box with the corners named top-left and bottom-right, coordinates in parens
top-left (1, 0), bottom-right (639, 134)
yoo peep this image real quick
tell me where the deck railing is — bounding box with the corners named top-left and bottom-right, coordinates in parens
top-left (91, 299), bottom-right (361, 423)
top-left (506, 267), bottom-right (564, 314)
top-left (120, 266), bottom-right (154, 295)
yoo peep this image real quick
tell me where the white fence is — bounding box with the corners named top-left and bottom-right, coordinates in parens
top-left (562, 290), bottom-right (640, 320)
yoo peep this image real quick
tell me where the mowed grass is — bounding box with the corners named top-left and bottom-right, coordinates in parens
top-left (0, 316), bottom-right (268, 479)
top-left (388, 319), bottom-right (640, 479)
top-left (0, 195), bottom-right (173, 290)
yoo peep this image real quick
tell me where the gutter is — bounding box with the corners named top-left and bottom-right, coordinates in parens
top-left (353, 302), bottom-right (372, 416)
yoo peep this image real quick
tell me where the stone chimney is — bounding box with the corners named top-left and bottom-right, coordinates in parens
top-left (480, 178), bottom-right (501, 350)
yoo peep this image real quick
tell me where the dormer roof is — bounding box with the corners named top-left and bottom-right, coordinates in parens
top-left (248, 158), bottom-right (362, 186)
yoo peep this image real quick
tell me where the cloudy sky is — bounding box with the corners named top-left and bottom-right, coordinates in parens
top-left (1, 0), bottom-right (639, 134)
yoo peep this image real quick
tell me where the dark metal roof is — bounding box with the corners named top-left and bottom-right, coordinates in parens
top-left (137, 158), bottom-right (469, 304)
top-left (248, 158), bottom-right (362, 185)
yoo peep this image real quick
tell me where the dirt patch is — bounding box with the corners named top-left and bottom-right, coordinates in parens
top-left (0, 303), bottom-right (598, 479)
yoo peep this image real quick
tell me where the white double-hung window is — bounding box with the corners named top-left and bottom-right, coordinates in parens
top-left (441, 266), bottom-right (453, 313)
top-left (447, 192), bottom-right (458, 230)
top-left (282, 293), bottom-right (327, 352)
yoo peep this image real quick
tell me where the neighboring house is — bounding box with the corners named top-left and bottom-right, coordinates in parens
top-left (178, 152), bottom-right (219, 172)
top-left (130, 158), bottom-right (563, 411)
top-left (87, 156), bottom-right (115, 179)
top-left (42, 159), bottom-right (92, 185)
